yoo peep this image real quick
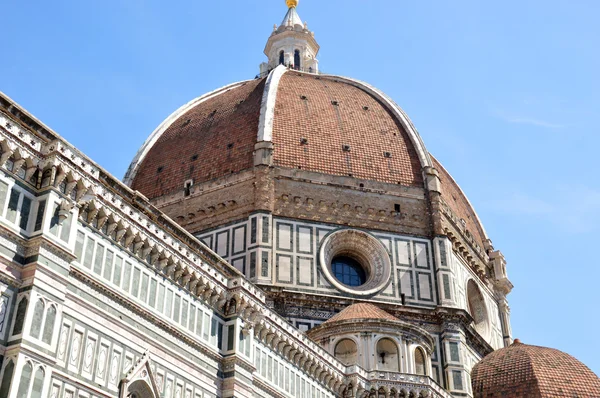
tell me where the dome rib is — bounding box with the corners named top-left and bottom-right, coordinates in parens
top-left (127, 68), bottom-right (435, 198)
top-left (128, 78), bottom-right (266, 198)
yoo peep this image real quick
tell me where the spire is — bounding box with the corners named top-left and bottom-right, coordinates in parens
top-left (259, 0), bottom-right (320, 76)
top-left (281, 6), bottom-right (303, 28)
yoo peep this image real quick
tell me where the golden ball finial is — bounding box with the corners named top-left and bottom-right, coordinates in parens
top-left (286, 0), bottom-right (298, 8)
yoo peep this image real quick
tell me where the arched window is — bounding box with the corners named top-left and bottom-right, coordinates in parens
top-left (279, 50), bottom-right (285, 65)
top-left (5, 156), bottom-right (15, 172)
top-left (41, 169), bottom-right (52, 188)
top-left (30, 367), bottom-right (45, 398)
top-left (294, 49), bottom-right (301, 70)
top-left (30, 299), bottom-right (45, 339)
top-left (58, 180), bottom-right (67, 194)
top-left (16, 165), bottom-right (26, 180)
top-left (414, 347), bottom-right (426, 375)
top-left (29, 169), bottom-right (39, 187)
top-left (12, 297), bottom-right (28, 336)
top-left (467, 280), bottom-right (490, 339)
top-left (70, 185), bottom-right (78, 201)
top-left (16, 362), bottom-right (32, 397)
top-left (334, 338), bottom-right (358, 365)
top-left (0, 360), bottom-right (15, 398)
top-left (42, 305), bottom-right (57, 344)
top-left (376, 338), bottom-right (399, 371)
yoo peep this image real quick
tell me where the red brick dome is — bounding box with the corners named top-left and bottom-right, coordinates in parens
top-left (124, 67), bottom-right (429, 199)
top-left (471, 339), bottom-right (600, 397)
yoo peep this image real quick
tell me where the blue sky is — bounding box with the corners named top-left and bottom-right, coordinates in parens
top-left (2, 0), bottom-right (599, 374)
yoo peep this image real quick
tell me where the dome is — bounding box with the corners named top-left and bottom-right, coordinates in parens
top-left (471, 339), bottom-right (600, 397)
top-left (124, 67), bottom-right (427, 198)
top-left (322, 302), bottom-right (399, 324)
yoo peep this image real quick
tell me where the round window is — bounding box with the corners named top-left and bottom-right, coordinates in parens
top-left (331, 256), bottom-right (367, 287)
top-left (319, 229), bottom-right (392, 296)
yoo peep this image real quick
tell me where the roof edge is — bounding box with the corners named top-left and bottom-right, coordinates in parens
top-left (431, 154), bottom-right (490, 244)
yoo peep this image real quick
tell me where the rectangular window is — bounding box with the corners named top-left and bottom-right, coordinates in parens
top-left (203, 312), bottom-right (210, 341)
top-left (173, 294), bottom-right (181, 322)
top-left (290, 372), bottom-right (295, 394)
top-left (5, 188), bottom-right (20, 223)
top-left (122, 261), bottom-right (132, 292)
top-left (0, 181), bottom-right (8, 213)
top-left (131, 268), bottom-right (141, 297)
top-left (93, 244), bottom-right (105, 275)
top-left (188, 304), bottom-right (196, 332)
top-left (246, 336), bottom-right (251, 357)
top-left (49, 203), bottom-right (60, 235)
top-left (443, 274), bottom-right (452, 300)
top-left (165, 289), bottom-right (173, 318)
top-left (452, 370), bottom-right (464, 390)
top-left (262, 216), bottom-right (270, 243)
top-left (156, 284), bottom-right (165, 312)
top-left (217, 322), bottom-right (223, 349)
top-left (74, 231), bottom-right (85, 261)
top-left (210, 317), bottom-right (218, 346)
top-left (449, 342), bottom-right (460, 362)
top-left (250, 252), bottom-right (256, 278)
top-left (227, 324), bottom-right (235, 351)
top-left (250, 217), bottom-right (257, 244)
top-left (60, 212), bottom-right (71, 242)
top-left (19, 196), bottom-right (31, 230)
top-left (34, 200), bottom-right (45, 231)
top-left (148, 279), bottom-right (157, 308)
top-left (83, 238), bottom-right (95, 268)
top-left (195, 308), bottom-right (203, 336)
top-left (261, 251), bottom-right (269, 277)
top-left (140, 274), bottom-right (149, 302)
top-left (113, 256), bottom-right (123, 286)
top-left (103, 250), bottom-right (114, 281)
top-left (268, 357), bottom-right (273, 381)
top-left (181, 299), bottom-right (189, 328)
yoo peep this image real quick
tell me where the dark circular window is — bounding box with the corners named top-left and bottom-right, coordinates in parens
top-left (332, 256), bottom-right (367, 286)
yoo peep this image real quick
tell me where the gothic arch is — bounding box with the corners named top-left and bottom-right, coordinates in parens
top-left (127, 380), bottom-right (155, 398)
top-left (119, 351), bottom-right (161, 398)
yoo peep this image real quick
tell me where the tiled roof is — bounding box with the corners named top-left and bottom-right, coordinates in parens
top-left (433, 156), bottom-right (488, 251)
top-left (323, 303), bottom-right (398, 325)
top-left (129, 70), bottom-right (425, 200)
top-left (272, 73), bottom-right (423, 187)
top-left (130, 78), bottom-right (266, 199)
top-left (471, 339), bottom-right (600, 397)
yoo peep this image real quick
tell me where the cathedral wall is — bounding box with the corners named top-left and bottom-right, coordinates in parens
top-left (273, 172), bottom-right (430, 237)
top-left (0, 93), bottom-right (468, 398)
top-left (0, 218), bottom-right (223, 398)
top-left (197, 215), bottom-right (438, 313)
top-left (449, 252), bottom-right (503, 350)
top-left (253, 340), bottom-right (335, 398)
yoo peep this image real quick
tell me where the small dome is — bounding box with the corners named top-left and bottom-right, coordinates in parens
top-left (322, 303), bottom-right (398, 324)
top-left (471, 339), bottom-right (600, 397)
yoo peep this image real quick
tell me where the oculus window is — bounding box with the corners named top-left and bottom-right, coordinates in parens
top-left (332, 256), bottom-right (366, 287)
